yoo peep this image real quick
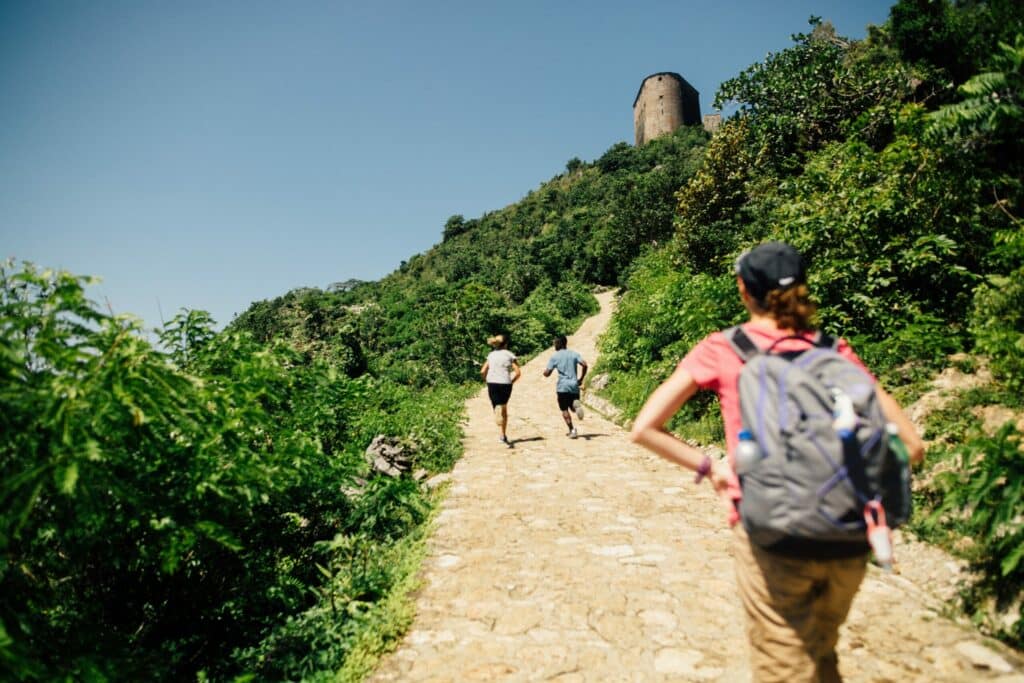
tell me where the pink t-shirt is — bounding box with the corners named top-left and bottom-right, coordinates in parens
top-left (678, 322), bottom-right (874, 522)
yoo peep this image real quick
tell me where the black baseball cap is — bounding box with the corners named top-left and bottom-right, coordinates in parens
top-left (734, 241), bottom-right (806, 304)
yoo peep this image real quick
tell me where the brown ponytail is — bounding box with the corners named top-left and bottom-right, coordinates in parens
top-left (763, 284), bottom-right (817, 332)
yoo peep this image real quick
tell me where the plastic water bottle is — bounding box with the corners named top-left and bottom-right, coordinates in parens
top-left (886, 423), bottom-right (910, 464)
top-left (734, 429), bottom-right (760, 475)
top-left (830, 388), bottom-right (857, 440)
top-left (886, 422), bottom-right (913, 520)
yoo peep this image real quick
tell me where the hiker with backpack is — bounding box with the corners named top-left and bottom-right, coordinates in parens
top-left (629, 241), bottom-right (923, 682)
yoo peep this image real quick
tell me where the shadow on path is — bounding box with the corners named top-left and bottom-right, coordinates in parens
top-left (507, 436), bottom-right (545, 446)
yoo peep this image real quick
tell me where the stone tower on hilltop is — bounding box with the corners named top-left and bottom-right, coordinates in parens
top-left (632, 72), bottom-right (701, 146)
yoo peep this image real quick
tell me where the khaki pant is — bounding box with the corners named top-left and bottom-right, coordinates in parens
top-left (733, 526), bottom-right (868, 683)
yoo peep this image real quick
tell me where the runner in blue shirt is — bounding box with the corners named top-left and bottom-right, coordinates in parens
top-left (543, 335), bottom-right (588, 438)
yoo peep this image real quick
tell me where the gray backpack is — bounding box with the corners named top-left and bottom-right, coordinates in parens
top-left (726, 326), bottom-right (911, 551)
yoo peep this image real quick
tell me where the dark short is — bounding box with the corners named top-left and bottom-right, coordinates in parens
top-left (557, 391), bottom-right (580, 411)
top-left (487, 382), bottom-right (513, 407)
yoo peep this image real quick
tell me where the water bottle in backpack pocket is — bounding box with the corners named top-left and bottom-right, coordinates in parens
top-left (734, 429), bottom-right (760, 475)
top-left (726, 326), bottom-right (912, 552)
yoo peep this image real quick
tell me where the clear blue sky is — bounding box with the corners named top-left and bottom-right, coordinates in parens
top-left (1, 0), bottom-right (896, 330)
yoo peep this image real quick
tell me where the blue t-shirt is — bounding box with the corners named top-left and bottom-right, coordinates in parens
top-left (546, 349), bottom-right (585, 393)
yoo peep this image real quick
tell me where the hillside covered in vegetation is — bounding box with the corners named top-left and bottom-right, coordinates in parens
top-left (3, 0), bottom-right (1023, 679)
top-left (599, 2), bottom-right (1024, 647)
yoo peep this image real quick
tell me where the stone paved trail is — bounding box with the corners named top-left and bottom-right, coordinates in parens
top-left (371, 291), bottom-right (1024, 682)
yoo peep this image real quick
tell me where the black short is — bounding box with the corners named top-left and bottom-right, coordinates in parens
top-left (557, 391), bottom-right (580, 411)
top-left (487, 382), bottom-right (513, 407)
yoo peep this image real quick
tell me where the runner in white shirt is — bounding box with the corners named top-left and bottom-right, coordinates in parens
top-left (480, 334), bottom-right (521, 447)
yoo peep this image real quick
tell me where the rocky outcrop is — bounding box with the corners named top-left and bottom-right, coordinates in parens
top-left (364, 435), bottom-right (414, 477)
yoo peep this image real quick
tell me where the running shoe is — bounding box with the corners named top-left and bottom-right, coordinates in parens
top-left (568, 428), bottom-right (578, 439)
top-left (572, 399), bottom-right (585, 420)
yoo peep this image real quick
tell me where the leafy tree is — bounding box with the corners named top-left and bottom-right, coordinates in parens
top-left (674, 117), bottom-right (757, 271)
top-left (328, 278), bottom-right (366, 293)
top-left (159, 308), bottom-right (216, 366)
top-left (971, 263), bottom-right (1024, 391)
top-left (600, 250), bottom-right (741, 374)
top-left (888, 0), bottom-right (965, 80)
top-left (442, 214), bottom-right (469, 241)
top-left (888, 0), bottom-right (1024, 88)
top-left (755, 106), bottom-right (998, 374)
top-left (595, 142), bottom-right (644, 174)
top-left (412, 282), bottom-right (509, 383)
top-left (716, 17), bottom-right (910, 172)
top-left (928, 34), bottom-right (1024, 391)
top-left (230, 287), bottom-right (367, 377)
top-left (928, 34), bottom-right (1024, 155)
top-left (0, 262), bottom-right (463, 679)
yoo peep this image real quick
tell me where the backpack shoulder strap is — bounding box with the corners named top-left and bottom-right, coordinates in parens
top-left (815, 331), bottom-right (839, 350)
top-left (728, 326), bottom-right (838, 360)
top-left (725, 325), bottom-right (760, 362)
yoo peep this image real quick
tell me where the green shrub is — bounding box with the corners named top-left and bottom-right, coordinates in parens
top-left (600, 249), bottom-right (742, 374)
top-left (0, 263), bottom-right (465, 680)
top-left (922, 423), bottom-right (1024, 647)
top-left (971, 267), bottom-right (1024, 394)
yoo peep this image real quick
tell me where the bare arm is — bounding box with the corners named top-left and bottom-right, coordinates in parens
top-left (629, 365), bottom-right (732, 494)
top-left (480, 361), bottom-right (489, 382)
top-left (543, 367), bottom-right (553, 377)
top-left (511, 361), bottom-right (522, 383)
top-left (876, 386), bottom-right (925, 465)
top-left (578, 360), bottom-right (588, 384)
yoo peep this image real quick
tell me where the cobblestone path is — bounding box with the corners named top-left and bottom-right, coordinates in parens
top-left (371, 291), bottom-right (1023, 682)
